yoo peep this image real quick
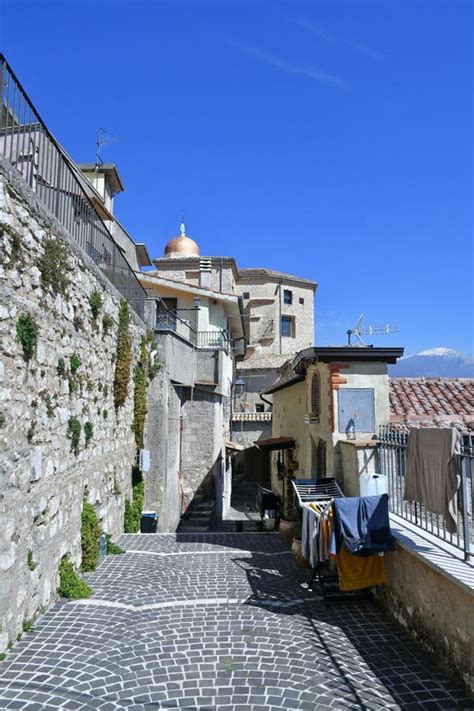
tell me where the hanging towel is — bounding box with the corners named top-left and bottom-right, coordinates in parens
top-left (336, 546), bottom-right (387, 591)
top-left (404, 428), bottom-right (461, 534)
top-left (333, 494), bottom-right (393, 557)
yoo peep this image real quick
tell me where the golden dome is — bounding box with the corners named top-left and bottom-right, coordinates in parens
top-left (164, 221), bottom-right (200, 258)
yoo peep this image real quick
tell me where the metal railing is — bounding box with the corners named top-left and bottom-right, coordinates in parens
top-left (155, 309), bottom-right (230, 352)
top-left (379, 425), bottom-right (473, 561)
top-left (196, 330), bottom-right (230, 350)
top-left (0, 54), bottom-right (146, 319)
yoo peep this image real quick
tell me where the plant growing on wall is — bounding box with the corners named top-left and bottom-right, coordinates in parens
top-left (80, 500), bottom-right (101, 572)
top-left (67, 417), bottom-right (81, 455)
top-left (106, 534), bottom-right (125, 555)
top-left (89, 291), bottom-right (102, 320)
top-left (84, 421), bottom-right (93, 446)
top-left (70, 352), bottom-right (81, 374)
top-left (37, 237), bottom-right (70, 296)
top-left (133, 337), bottom-right (149, 447)
top-left (58, 555), bottom-right (92, 599)
top-left (123, 465), bottom-right (144, 533)
top-left (113, 300), bottom-right (132, 409)
top-left (102, 314), bottom-right (113, 336)
top-left (57, 358), bottom-right (66, 377)
top-left (16, 313), bottom-right (38, 361)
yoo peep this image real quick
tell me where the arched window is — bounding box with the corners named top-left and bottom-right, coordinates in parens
top-left (310, 372), bottom-right (320, 414)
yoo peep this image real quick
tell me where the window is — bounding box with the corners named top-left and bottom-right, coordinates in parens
top-left (281, 316), bottom-right (294, 337)
top-left (310, 372), bottom-right (320, 414)
top-left (242, 292), bottom-right (250, 299)
top-left (283, 289), bottom-right (293, 304)
top-left (299, 297), bottom-right (304, 305)
top-left (255, 403), bottom-right (265, 412)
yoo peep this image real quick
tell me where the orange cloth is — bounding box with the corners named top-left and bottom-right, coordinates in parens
top-left (336, 547), bottom-right (387, 591)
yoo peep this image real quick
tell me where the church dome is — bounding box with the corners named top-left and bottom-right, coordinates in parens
top-left (164, 221), bottom-right (200, 258)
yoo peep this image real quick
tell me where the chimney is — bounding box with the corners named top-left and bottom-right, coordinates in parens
top-left (199, 258), bottom-right (212, 288)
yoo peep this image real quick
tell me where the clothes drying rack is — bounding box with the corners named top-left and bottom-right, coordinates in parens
top-left (291, 478), bottom-right (368, 601)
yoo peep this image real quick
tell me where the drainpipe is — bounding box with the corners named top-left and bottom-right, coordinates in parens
top-left (279, 280), bottom-right (282, 355)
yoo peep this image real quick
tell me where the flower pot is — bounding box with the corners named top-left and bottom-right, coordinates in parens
top-left (279, 519), bottom-right (297, 546)
top-left (292, 538), bottom-right (311, 568)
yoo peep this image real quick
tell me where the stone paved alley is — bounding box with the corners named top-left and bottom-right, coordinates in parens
top-left (0, 533), bottom-right (471, 710)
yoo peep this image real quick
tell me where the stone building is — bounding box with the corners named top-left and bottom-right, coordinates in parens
top-left (138, 227), bottom-right (245, 529)
top-left (151, 227), bottom-right (317, 485)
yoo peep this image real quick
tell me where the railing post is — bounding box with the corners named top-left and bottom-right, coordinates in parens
top-left (459, 444), bottom-right (471, 562)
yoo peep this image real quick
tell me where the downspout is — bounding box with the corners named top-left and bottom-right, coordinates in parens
top-left (279, 279), bottom-right (282, 355)
top-left (219, 257), bottom-right (223, 293)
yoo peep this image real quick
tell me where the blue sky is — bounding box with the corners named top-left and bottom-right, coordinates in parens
top-left (1, 0), bottom-right (472, 355)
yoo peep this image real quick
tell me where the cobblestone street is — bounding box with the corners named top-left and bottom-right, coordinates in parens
top-left (0, 533), bottom-right (471, 710)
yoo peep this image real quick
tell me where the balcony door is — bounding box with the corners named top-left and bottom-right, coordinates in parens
top-left (156, 298), bottom-right (177, 330)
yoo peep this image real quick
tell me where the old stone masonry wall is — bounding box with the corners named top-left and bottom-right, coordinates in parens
top-left (0, 163), bottom-right (146, 652)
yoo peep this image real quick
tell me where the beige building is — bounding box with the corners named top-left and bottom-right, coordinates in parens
top-left (262, 346), bottom-right (403, 506)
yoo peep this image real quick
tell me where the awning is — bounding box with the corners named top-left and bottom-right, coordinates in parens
top-left (225, 440), bottom-right (244, 452)
top-left (255, 436), bottom-right (295, 451)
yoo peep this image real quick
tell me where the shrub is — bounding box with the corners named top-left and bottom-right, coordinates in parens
top-left (81, 501), bottom-right (101, 572)
top-left (37, 237), bottom-right (69, 295)
top-left (16, 313), bottom-right (38, 361)
top-left (43, 394), bottom-right (55, 419)
top-left (84, 421), bottom-right (93, 446)
top-left (58, 555), bottom-right (92, 599)
top-left (106, 534), bottom-right (125, 555)
top-left (70, 352), bottom-right (81, 374)
top-left (124, 465), bottom-right (144, 533)
top-left (67, 417), bottom-right (81, 455)
top-left (57, 357), bottom-right (66, 377)
top-left (102, 314), bottom-right (113, 336)
top-left (113, 300), bottom-right (132, 409)
top-left (27, 550), bottom-right (37, 571)
top-left (89, 291), bottom-right (102, 320)
top-left (22, 620), bottom-right (34, 634)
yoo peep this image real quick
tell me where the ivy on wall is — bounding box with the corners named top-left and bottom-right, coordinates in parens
top-left (113, 300), bottom-right (132, 409)
top-left (16, 313), bottom-right (38, 361)
top-left (80, 500), bottom-right (101, 572)
top-left (37, 237), bottom-right (70, 296)
top-left (123, 465), bottom-right (144, 533)
top-left (133, 337), bottom-right (149, 447)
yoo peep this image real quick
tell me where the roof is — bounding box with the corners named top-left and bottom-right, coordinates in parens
top-left (294, 346), bottom-right (404, 368)
top-left (390, 378), bottom-right (474, 429)
top-left (77, 163), bottom-right (125, 193)
top-left (238, 267), bottom-right (317, 288)
top-left (255, 436), bottom-right (296, 450)
top-left (262, 373), bottom-right (305, 395)
top-left (238, 352), bottom-right (293, 371)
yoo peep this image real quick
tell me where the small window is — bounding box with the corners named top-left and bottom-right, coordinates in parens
top-left (310, 373), bottom-right (320, 414)
top-left (242, 292), bottom-right (250, 299)
top-left (281, 316), bottom-right (294, 337)
top-left (299, 297), bottom-right (304, 305)
top-left (255, 403), bottom-right (265, 412)
top-left (283, 289), bottom-right (292, 305)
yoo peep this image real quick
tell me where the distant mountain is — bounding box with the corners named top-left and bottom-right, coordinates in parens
top-left (389, 348), bottom-right (474, 378)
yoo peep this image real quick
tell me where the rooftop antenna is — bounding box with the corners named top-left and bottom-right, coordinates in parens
top-left (95, 127), bottom-right (120, 170)
top-left (347, 314), bottom-right (399, 346)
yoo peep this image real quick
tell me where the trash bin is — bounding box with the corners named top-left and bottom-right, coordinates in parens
top-left (140, 511), bottom-right (159, 533)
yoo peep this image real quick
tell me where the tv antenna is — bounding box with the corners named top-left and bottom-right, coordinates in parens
top-left (95, 127), bottom-right (120, 169)
top-left (347, 314), bottom-right (399, 346)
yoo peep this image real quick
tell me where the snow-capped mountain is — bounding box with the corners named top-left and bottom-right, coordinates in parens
top-left (389, 348), bottom-right (474, 378)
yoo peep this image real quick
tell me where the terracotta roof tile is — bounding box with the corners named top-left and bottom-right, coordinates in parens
top-left (389, 378), bottom-right (474, 431)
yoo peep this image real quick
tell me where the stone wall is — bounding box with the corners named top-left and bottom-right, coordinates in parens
top-left (0, 162), bottom-right (145, 651)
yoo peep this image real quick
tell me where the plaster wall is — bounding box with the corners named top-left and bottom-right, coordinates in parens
top-left (153, 258), bottom-right (237, 293)
top-left (0, 165), bottom-right (145, 652)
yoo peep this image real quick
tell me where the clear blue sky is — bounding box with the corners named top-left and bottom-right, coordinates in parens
top-left (1, 1), bottom-right (472, 355)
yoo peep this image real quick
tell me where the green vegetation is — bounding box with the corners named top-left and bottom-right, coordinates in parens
top-left (113, 300), bottom-right (132, 409)
top-left (133, 337), bottom-right (149, 447)
top-left (81, 501), bottom-right (101, 572)
top-left (89, 291), bottom-right (103, 320)
top-left (103, 384), bottom-right (108, 399)
top-left (8, 230), bottom-right (22, 267)
top-left (106, 534), bottom-right (125, 555)
top-left (113, 476), bottom-right (121, 496)
top-left (84, 421), bottom-right (93, 446)
top-left (27, 421), bottom-right (36, 444)
top-left (70, 352), bottom-right (81, 374)
top-left (43, 393), bottom-right (55, 419)
top-left (27, 550), bottom-right (37, 571)
top-left (16, 313), bottom-right (38, 361)
top-left (58, 555), bottom-right (92, 599)
top-left (103, 409), bottom-right (108, 420)
top-left (57, 357), bottom-right (66, 377)
top-left (124, 465), bottom-right (144, 533)
top-left (37, 237), bottom-right (69, 295)
top-left (0, 412), bottom-right (5, 428)
top-left (22, 620), bottom-right (34, 634)
top-left (0, 653), bottom-right (6, 662)
top-left (102, 313), bottom-right (113, 336)
top-left (67, 417), bottom-right (81, 455)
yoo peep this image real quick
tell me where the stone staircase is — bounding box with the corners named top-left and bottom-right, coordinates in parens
top-left (177, 496), bottom-right (215, 533)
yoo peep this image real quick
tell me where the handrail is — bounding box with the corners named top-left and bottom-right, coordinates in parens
top-left (0, 53), bottom-right (146, 319)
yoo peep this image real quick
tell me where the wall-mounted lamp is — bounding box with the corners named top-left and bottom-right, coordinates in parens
top-left (233, 377), bottom-right (246, 398)
top-left (193, 296), bottom-right (201, 310)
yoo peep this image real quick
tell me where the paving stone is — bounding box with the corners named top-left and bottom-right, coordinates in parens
top-left (0, 532), bottom-right (470, 710)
